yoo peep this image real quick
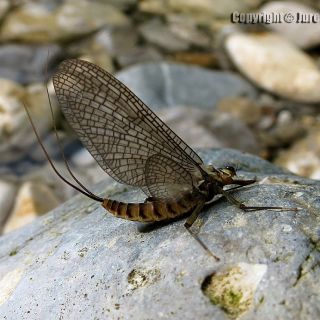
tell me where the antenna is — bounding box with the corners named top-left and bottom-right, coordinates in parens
top-left (23, 55), bottom-right (104, 203)
top-left (24, 102), bottom-right (103, 202)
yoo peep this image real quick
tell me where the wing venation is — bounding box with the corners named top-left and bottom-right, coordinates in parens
top-left (53, 59), bottom-right (203, 191)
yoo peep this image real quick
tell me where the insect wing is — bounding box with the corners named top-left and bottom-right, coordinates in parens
top-left (145, 153), bottom-right (194, 199)
top-left (53, 59), bottom-right (203, 190)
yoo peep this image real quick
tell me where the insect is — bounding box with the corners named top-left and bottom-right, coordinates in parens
top-left (25, 59), bottom-right (297, 261)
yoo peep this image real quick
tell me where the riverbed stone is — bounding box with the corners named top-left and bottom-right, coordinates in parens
top-left (260, 1), bottom-right (320, 49)
top-left (116, 62), bottom-right (258, 109)
top-left (0, 44), bottom-right (61, 84)
top-left (225, 32), bottom-right (320, 103)
top-left (0, 0), bottom-right (130, 43)
top-left (0, 149), bottom-right (318, 319)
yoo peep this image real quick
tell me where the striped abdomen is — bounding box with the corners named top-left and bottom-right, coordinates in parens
top-left (102, 192), bottom-right (201, 222)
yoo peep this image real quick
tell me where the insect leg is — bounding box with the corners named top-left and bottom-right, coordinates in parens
top-left (184, 202), bottom-right (220, 261)
top-left (221, 189), bottom-right (298, 212)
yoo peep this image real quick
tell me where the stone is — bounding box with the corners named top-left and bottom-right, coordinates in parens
top-left (101, 0), bottom-right (136, 10)
top-left (139, 18), bottom-right (191, 52)
top-left (171, 51), bottom-right (218, 68)
top-left (157, 106), bottom-right (221, 149)
top-left (202, 263), bottom-right (267, 318)
top-left (217, 97), bottom-right (262, 126)
top-left (139, 0), bottom-right (261, 21)
top-left (67, 25), bottom-right (140, 71)
top-left (260, 1), bottom-right (320, 49)
top-left (3, 181), bottom-right (60, 234)
top-left (258, 110), bottom-right (306, 149)
top-left (92, 27), bottom-right (139, 58)
top-left (0, 80), bottom-right (57, 164)
top-left (0, 149), bottom-right (318, 319)
top-left (116, 46), bottom-right (163, 68)
top-left (167, 14), bottom-right (211, 48)
top-left (0, 44), bottom-right (61, 84)
top-left (70, 148), bottom-right (96, 167)
top-left (116, 62), bottom-right (258, 109)
top-left (22, 161), bottom-right (106, 203)
top-left (275, 128), bottom-right (320, 179)
top-left (0, 0), bottom-right (9, 20)
top-left (0, 178), bottom-right (17, 232)
top-left (204, 112), bottom-right (262, 155)
top-left (225, 32), bottom-right (320, 103)
top-left (0, 0), bottom-right (130, 43)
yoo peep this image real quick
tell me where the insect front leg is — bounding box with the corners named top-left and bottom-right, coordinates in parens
top-left (220, 188), bottom-right (298, 212)
top-left (184, 202), bottom-right (220, 261)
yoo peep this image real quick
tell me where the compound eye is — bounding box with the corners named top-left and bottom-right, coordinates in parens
top-left (224, 166), bottom-right (236, 176)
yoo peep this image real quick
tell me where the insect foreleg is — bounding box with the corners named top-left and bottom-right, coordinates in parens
top-left (221, 189), bottom-right (298, 212)
top-left (184, 202), bottom-right (220, 261)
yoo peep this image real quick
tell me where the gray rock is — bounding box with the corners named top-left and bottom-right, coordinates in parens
top-left (0, 44), bottom-right (61, 84)
top-left (0, 0), bottom-right (9, 21)
top-left (0, 0), bottom-right (130, 43)
top-left (139, 18), bottom-right (191, 52)
top-left (139, 0), bottom-right (262, 20)
top-left (116, 46), bottom-right (163, 68)
top-left (0, 178), bottom-right (17, 231)
top-left (0, 149), bottom-right (318, 319)
top-left (0, 81), bottom-right (56, 164)
top-left (204, 112), bottom-right (262, 155)
top-left (116, 62), bottom-right (258, 109)
top-left (275, 127), bottom-right (320, 180)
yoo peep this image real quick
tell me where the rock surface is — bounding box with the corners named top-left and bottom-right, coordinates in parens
top-left (275, 128), bottom-right (320, 180)
top-left (0, 149), bottom-right (318, 320)
top-left (0, 0), bottom-right (129, 43)
top-left (261, 1), bottom-right (320, 49)
top-left (116, 62), bottom-right (258, 109)
top-left (3, 181), bottom-right (60, 234)
top-left (0, 81), bottom-right (56, 164)
top-left (0, 44), bottom-right (61, 84)
top-left (225, 32), bottom-right (320, 103)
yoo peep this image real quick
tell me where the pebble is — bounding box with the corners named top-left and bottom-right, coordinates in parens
top-left (167, 14), bottom-right (211, 48)
top-left (139, 18), bottom-right (191, 52)
top-left (22, 161), bottom-right (94, 201)
top-left (157, 106), bottom-right (221, 149)
top-left (139, 0), bottom-right (260, 20)
top-left (3, 181), bottom-right (60, 234)
top-left (0, 179), bottom-right (17, 232)
top-left (260, 1), bottom-right (320, 49)
top-left (116, 46), bottom-right (163, 68)
top-left (258, 110), bottom-right (305, 149)
top-left (0, 0), bottom-right (130, 42)
top-left (67, 25), bottom-right (139, 70)
top-left (0, 80), bottom-right (56, 164)
top-left (225, 32), bottom-right (320, 103)
top-left (92, 27), bottom-right (139, 58)
top-left (116, 62), bottom-right (257, 109)
top-left (0, 0), bottom-right (9, 20)
top-left (217, 97), bottom-right (262, 126)
top-left (171, 51), bottom-right (218, 68)
top-left (0, 44), bottom-right (61, 84)
top-left (104, 0), bottom-right (137, 10)
top-left (203, 263), bottom-right (267, 318)
top-left (275, 128), bottom-right (320, 179)
top-left (204, 111), bottom-right (262, 155)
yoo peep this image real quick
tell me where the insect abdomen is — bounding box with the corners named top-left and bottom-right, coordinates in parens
top-left (102, 194), bottom-right (197, 222)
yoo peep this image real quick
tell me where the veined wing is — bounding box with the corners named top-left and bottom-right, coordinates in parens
top-left (145, 154), bottom-right (194, 199)
top-left (53, 59), bottom-right (203, 190)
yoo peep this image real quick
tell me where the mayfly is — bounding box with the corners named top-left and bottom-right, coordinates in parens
top-left (25, 59), bottom-right (297, 261)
